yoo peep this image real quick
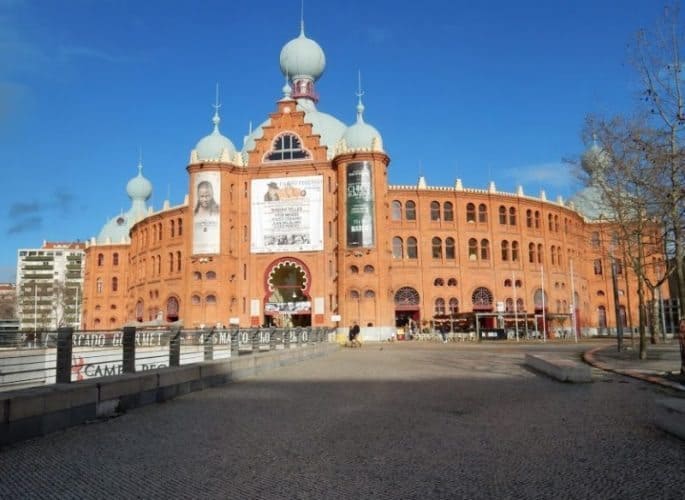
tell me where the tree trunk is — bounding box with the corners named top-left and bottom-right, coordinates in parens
top-left (649, 287), bottom-right (660, 344)
top-left (638, 278), bottom-right (648, 360)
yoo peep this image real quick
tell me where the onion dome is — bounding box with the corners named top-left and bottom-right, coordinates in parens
top-left (97, 161), bottom-right (152, 244)
top-left (342, 97), bottom-right (383, 151)
top-left (126, 161), bottom-right (152, 201)
top-left (279, 23), bottom-right (326, 82)
top-left (581, 135), bottom-right (611, 175)
top-left (194, 109), bottom-right (236, 161)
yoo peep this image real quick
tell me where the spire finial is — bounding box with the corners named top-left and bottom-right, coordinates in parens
top-left (212, 83), bottom-right (221, 129)
top-left (355, 70), bottom-right (365, 122)
top-left (300, 0), bottom-right (305, 35)
top-left (282, 73), bottom-right (292, 99)
top-left (137, 147), bottom-right (143, 175)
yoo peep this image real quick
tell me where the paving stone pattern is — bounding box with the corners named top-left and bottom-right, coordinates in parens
top-left (1, 342), bottom-right (683, 499)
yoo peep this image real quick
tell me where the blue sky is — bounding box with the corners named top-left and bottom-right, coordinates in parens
top-left (0, 0), bottom-right (667, 282)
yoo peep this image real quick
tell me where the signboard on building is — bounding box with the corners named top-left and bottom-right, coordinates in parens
top-left (346, 162), bottom-right (374, 248)
top-left (192, 171), bottom-right (221, 255)
top-left (250, 176), bottom-right (323, 253)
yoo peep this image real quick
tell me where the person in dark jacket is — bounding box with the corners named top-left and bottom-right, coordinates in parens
top-left (349, 323), bottom-right (361, 347)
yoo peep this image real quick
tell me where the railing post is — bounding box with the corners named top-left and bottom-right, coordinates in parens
top-left (251, 328), bottom-right (259, 352)
top-left (56, 327), bottom-right (73, 384)
top-left (122, 326), bottom-right (136, 373)
top-left (169, 326), bottom-right (181, 367)
top-left (204, 327), bottom-right (215, 361)
top-left (269, 327), bottom-right (276, 350)
top-left (230, 327), bottom-right (240, 357)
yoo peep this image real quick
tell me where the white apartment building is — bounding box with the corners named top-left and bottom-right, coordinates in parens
top-left (16, 242), bottom-right (85, 331)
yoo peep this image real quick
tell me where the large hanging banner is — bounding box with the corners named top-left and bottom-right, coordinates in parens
top-left (346, 162), bottom-right (374, 248)
top-left (192, 171), bottom-right (221, 255)
top-left (251, 176), bottom-right (323, 253)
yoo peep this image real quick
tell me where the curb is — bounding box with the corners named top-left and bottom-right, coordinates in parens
top-left (583, 346), bottom-right (685, 392)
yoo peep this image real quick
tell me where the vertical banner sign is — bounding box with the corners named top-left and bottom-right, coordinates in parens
top-left (192, 172), bottom-right (221, 255)
top-left (346, 162), bottom-right (374, 248)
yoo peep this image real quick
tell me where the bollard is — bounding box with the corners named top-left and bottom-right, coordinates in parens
top-left (204, 328), bottom-right (215, 361)
top-left (122, 326), bottom-right (136, 373)
top-left (169, 326), bottom-right (181, 367)
top-left (56, 327), bottom-right (74, 384)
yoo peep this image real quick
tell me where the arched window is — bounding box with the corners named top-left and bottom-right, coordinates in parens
top-left (534, 211), bottom-right (541, 229)
top-left (468, 238), bottom-right (478, 260)
top-left (191, 294), bottom-right (201, 305)
top-left (591, 231), bottom-right (600, 247)
top-left (509, 207), bottom-right (516, 226)
top-left (529, 243), bottom-right (535, 263)
top-left (526, 209), bottom-right (533, 228)
top-left (364, 265), bottom-right (374, 273)
top-left (391, 201), bottom-right (402, 221)
top-left (364, 290), bottom-right (376, 299)
top-left (499, 206), bottom-right (507, 224)
top-left (501, 240), bottom-right (509, 261)
top-left (97, 254), bottom-right (104, 266)
top-left (176, 251), bottom-right (182, 272)
top-left (350, 289), bottom-right (361, 300)
top-left (512, 241), bottom-right (519, 262)
top-left (597, 290), bottom-right (606, 296)
top-left (466, 203), bottom-right (476, 222)
top-left (394, 287), bottom-right (420, 306)
top-left (447, 278), bottom-right (457, 287)
top-left (598, 306), bottom-right (607, 329)
top-left (472, 287), bottom-right (493, 309)
top-left (350, 265), bottom-right (359, 274)
top-left (504, 279), bottom-right (512, 287)
top-left (178, 218), bottom-right (183, 236)
top-left (434, 278), bottom-right (445, 286)
top-left (548, 213), bottom-right (554, 231)
top-left (506, 298), bottom-right (514, 312)
top-left (478, 204), bottom-right (488, 223)
top-left (554, 215), bottom-right (559, 232)
top-left (594, 259), bottom-right (603, 275)
top-left (556, 300), bottom-right (562, 313)
top-left (445, 237), bottom-right (455, 260)
top-left (193, 271), bottom-right (202, 280)
top-left (392, 237), bottom-right (404, 259)
top-left (515, 279), bottom-right (522, 288)
top-left (113, 253), bottom-right (119, 266)
top-left (405, 201), bottom-right (416, 220)
top-left (480, 239), bottom-right (490, 260)
top-left (432, 237), bottom-right (443, 259)
top-left (265, 133), bottom-right (310, 161)
top-left (407, 237), bottom-right (418, 259)
top-left (206, 271), bottom-right (216, 280)
top-left (169, 253), bottom-right (174, 273)
top-left (537, 243), bottom-right (543, 264)
top-left (166, 297), bottom-right (179, 321)
top-left (170, 219), bottom-right (175, 238)
top-left (434, 298), bottom-right (446, 315)
top-left (96, 278), bottom-right (103, 294)
top-left (111, 277), bottom-right (118, 292)
top-left (517, 298), bottom-right (524, 311)
top-left (533, 289), bottom-right (548, 310)
top-left (430, 201), bottom-right (441, 221)
top-left (448, 298), bottom-right (459, 314)
top-left (443, 202), bottom-right (454, 221)
top-left (206, 295), bottom-right (217, 304)
top-left (550, 246), bottom-right (556, 265)
top-left (136, 300), bottom-right (143, 321)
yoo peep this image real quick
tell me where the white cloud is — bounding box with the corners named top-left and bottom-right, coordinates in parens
top-left (504, 161), bottom-right (580, 192)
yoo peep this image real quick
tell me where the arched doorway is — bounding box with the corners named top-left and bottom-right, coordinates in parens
top-left (394, 287), bottom-right (420, 338)
top-left (166, 296), bottom-right (179, 322)
top-left (264, 258), bottom-right (311, 327)
top-left (472, 286), bottom-right (494, 328)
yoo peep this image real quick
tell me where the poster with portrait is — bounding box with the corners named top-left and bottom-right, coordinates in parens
top-left (346, 161), bottom-right (375, 248)
top-left (192, 171), bottom-right (221, 255)
top-left (250, 176), bottom-right (323, 253)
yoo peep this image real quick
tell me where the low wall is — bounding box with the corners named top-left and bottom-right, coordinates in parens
top-left (524, 353), bottom-right (592, 383)
top-left (0, 342), bottom-right (338, 447)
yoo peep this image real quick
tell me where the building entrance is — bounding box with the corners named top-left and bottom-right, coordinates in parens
top-left (264, 258), bottom-right (312, 328)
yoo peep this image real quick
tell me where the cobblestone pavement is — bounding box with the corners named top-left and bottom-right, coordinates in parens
top-left (1, 341), bottom-right (683, 499)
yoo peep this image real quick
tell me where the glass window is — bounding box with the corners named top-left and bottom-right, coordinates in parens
top-left (480, 239), bottom-right (490, 260)
top-left (97, 254), bottom-right (104, 267)
top-left (548, 213), bottom-right (554, 231)
top-left (501, 240), bottom-right (509, 261)
top-left (206, 271), bottom-right (216, 280)
top-left (430, 201), bottom-right (440, 221)
top-left (113, 253), bottom-right (119, 266)
top-left (265, 133), bottom-right (310, 161)
top-left (499, 206), bottom-right (507, 224)
top-left (432, 237), bottom-right (443, 259)
top-left (434, 278), bottom-right (444, 286)
top-left (434, 298), bottom-right (446, 316)
top-left (392, 237), bottom-right (403, 259)
top-left (594, 259), bottom-right (603, 275)
top-left (405, 201), bottom-right (416, 220)
top-left (111, 277), bottom-right (118, 292)
top-left (447, 278), bottom-right (457, 287)
top-left (96, 278), bottom-right (103, 294)
top-left (364, 290), bottom-right (375, 298)
top-left (529, 243), bottom-right (535, 263)
top-left (445, 237), bottom-right (455, 260)
top-left (193, 271), bottom-right (202, 280)
top-left (526, 209), bottom-right (532, 228)
top-left (443, 202), bottom-right (454, 221)
top-left (509, 207), bottom-right (516, 226)
top-left (591, 232), bottom-right (600, 247)
top-left (512, 241), bottom-right (519, 262)
top-left (364, 265), bottom-right (374, 273)
top-left (350, 265), bottom-right (359, 274)
top-left (206, 295), bottom-right (217, 304)
top-left (407, 237), bottom-right (418, 259)
top-left (466, 203), bottom-right (476, 222)
top-left (448, 298), bottom-right (459, 314)
top-left (391, 201), bottom-right (402, 221)
top-left (537, 243), bottom-right (543, 264)
top-left (468, 238), bottom-right (478, 260)
top-left (350, 290), bottom-right (360, 300)
top-left (478, 204), bottom-right (488, 223)
top-left (534, 211), bottom-right (540, 229)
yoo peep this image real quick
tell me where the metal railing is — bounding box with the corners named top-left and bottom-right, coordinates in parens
top-left (0, 326), bottom-right (334, 392)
